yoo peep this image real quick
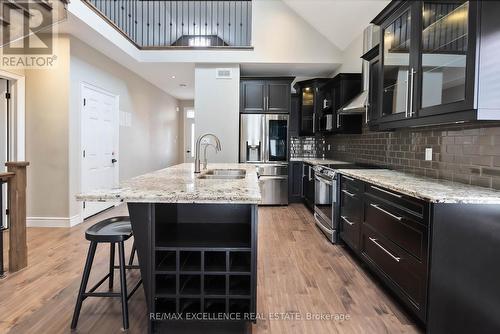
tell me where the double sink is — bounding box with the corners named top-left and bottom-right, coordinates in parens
top-left (198, 169), bottom-right (246, 180)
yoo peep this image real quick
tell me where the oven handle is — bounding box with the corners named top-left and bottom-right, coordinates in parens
top-left (314, 213), bottom-right (334, 234)
top-left (314, 174), bottom-right (333, 186)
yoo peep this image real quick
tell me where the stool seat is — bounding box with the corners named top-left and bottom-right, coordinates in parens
top-left (85, 216), bottom-right (132, 242)
top-left (72, 216), bottom-right (141, 331)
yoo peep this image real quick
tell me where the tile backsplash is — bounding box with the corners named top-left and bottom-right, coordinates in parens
top-left (290, 136), bottom-right (326, 158)
top-left (321, 122), bottom-right (500, 190)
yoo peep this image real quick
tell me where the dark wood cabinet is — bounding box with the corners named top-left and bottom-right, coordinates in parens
top-left (294, 79), bottom-right (329, 136)
top-left (338, 174), bottom-right (430, 323)
top-left (289, 93), bottom-right (300, 138)
top-left (288, 161), bottom-right (303, 203)
top-left (240, 77), bottom-right (294, 114)
top-left (367, 52), bottom-right (381, 128)
top-left (371, 0), bottom-right (500, 129)
top-left (328, 74), bottom-right (363, 134)
top-left (302, 163), bottom-right (315, 211)
top-left (339, 176), bottom-right (364, 250)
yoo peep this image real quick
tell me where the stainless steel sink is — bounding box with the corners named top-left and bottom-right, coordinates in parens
top-left (198, 169), bottom-right (246, 179)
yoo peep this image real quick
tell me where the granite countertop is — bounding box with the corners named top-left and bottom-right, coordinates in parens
top-left (336, 168), bottom-right (500, 204)
top-left (76, 163), bottom-right (261, 204)
top-left (290, 157), bottom-right (352, 166)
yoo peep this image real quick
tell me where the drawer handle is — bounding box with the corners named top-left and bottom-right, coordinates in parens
top-left (341, 216), bottom-right (354, 226)
top-left (342, 189), bottom-right (356, 198)
top-left (371, 186), bottom-right (402, 198)
top-left (343, 175), bottom-right (355, 181)
top-left (369, 237), bottom-right (401, 262)
top-left (370, 203), bottom-right (403, 221)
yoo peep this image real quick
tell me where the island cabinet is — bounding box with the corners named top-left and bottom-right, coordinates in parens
top-left (240, 77), bottom-right (294, 113)
top-left (371, 0), bottom-right (500, 129)
top-left (339, 174), bottom-right (430, 324)
top-left (128, 203), bottom-right (258, 334)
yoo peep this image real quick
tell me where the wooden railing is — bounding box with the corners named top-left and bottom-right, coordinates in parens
top-left (0, 162), bottom-right (29, 277)
top-left (82, 0), bottom-right (253, 49)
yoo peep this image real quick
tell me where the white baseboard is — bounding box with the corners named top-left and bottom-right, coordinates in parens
top-left (27, 214), bottom-right (83, 228)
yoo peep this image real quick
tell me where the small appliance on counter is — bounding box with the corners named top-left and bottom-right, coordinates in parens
top-left (240, 113), bottom-right (289, 205)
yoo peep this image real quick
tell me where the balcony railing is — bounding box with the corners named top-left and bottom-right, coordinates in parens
top-left (83, 0), bottom-right (253, 49)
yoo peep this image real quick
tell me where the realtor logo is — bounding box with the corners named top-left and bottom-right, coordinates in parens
top-left (0, 0), bottom-right (68, 68)
top-left (1, 0), bottom-right (54, 54)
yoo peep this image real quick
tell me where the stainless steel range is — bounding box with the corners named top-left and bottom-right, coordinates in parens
top-left (313, 165), bottom-right (338, 242)
top-left (313, 162), bottom-right (379, 243)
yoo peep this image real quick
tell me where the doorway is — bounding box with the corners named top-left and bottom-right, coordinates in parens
top-left (81, 84), bottom-right (119, 219)
top-left (183, 108), bottom-right (195, 163)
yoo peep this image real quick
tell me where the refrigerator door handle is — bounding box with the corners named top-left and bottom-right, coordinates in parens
top-left (263, 115), bottom-right (268, 163)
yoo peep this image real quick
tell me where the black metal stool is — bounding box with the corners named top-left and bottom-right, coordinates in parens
top-left (71, 216), bottom-right (142, 330)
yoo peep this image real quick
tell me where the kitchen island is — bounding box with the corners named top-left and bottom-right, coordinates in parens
top-left (77, 163), bottom-right (261, 334)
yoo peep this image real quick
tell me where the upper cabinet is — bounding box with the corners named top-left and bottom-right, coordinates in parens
top-left (294, 79), bottom-right (329, 136)
top-left (294, 75), bottom-right (362, 136)
top-left (240, 77), bottom-right (294, 114)
top-left (371, 0), bottom-right (500, 129)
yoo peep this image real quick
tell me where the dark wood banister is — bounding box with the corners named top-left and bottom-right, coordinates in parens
top-left (0, 162), bottom-right (29, 276)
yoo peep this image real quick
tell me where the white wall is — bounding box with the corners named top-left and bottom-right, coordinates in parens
top-left (69, 37), bottom-right (181, 220)
top-left (333, 33), bottom-right (364, 76)
top-left (194, 64), bottom-right (240, 163)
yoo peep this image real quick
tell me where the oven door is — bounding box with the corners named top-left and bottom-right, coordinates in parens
top-left (314, 173), bottom-right (334, 240)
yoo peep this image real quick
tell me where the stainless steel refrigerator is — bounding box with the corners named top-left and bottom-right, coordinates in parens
top-left (240, 114), bottom-right (289, 205)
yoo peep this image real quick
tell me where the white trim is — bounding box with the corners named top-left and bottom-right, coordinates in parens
top-left (27, 214), bottom-right (83, 228)
top-left (0, 69), bottom-right (25, 161)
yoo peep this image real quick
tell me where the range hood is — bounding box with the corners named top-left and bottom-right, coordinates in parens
top-left (339, 24), bottom-right (380, 115)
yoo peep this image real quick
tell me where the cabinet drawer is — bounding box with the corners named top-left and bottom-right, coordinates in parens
top-left (364, 196), bottom-right (428, 261)
top-left (365, 183), bottom-right (428, 220)
top-left (361, 225), bottom-right (427, 318)
top-left (340, 189), bottom-right (363, 250)
top-left (340, 174), bottom-right (363, 193)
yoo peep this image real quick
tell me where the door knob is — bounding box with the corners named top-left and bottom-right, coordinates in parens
top-left (111, 159), bottom-right (117, 163)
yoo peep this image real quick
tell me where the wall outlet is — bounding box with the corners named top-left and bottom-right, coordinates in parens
top-left (425, 148), bottom-right (433, 161)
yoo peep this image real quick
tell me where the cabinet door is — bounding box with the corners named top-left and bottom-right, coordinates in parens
top-left (267, 82), bottom-right (290, 112)
top-left (240, 80), bottom-right (265, 113)
top-left (289, 94), bottom-right (300, 138)
top-left (299, 86), bottom-right (315, 136)
top-left (416, 1), bottom-right (476, 117)
top-left (379, 5), bottom-right (417, 123)
top-left (368, 56), bottom-right (381, 125)
top-left (288, 162), bottom-right (303, 203)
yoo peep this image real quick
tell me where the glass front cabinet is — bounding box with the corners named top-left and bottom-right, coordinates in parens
top-left (372, 0), bottom-right (500, 129)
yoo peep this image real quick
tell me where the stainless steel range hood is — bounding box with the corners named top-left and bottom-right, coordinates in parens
top-left (339, 24), bottom-right (380, 115)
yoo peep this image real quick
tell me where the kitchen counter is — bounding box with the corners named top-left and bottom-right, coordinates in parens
top-left (336, 168), bottom-right (500, 204)
top-left (76, 163), bottom-right (261, 204)
top-left (290, 157), bottom-right (351, 165)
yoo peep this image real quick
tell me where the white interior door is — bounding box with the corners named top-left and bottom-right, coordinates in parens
top-left (0, 79), bottom-right (8, 228)
top-left (184, 108), bottom-right (195, 163)
top-left (81, 84), bottom-right (119, 219)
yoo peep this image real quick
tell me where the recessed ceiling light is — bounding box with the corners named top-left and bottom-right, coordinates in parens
top-left (171, 75), bottom-right (176, 79)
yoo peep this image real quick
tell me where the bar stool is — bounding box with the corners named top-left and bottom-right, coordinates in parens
top-left (71, 216), bottom-right (142, 331)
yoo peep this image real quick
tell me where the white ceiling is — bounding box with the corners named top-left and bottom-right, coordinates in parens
top-left (281, 0), bottom-right (390, 50)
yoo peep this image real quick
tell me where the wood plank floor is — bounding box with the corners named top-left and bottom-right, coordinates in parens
top-left (0, 204), bottom-right (422, 333)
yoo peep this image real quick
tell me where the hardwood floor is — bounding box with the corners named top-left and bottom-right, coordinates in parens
top-left (0, 204), bottom-right (422, 333)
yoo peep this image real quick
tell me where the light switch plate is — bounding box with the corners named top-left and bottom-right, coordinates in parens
top-left (425, 148), bottom-right (433, 161)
